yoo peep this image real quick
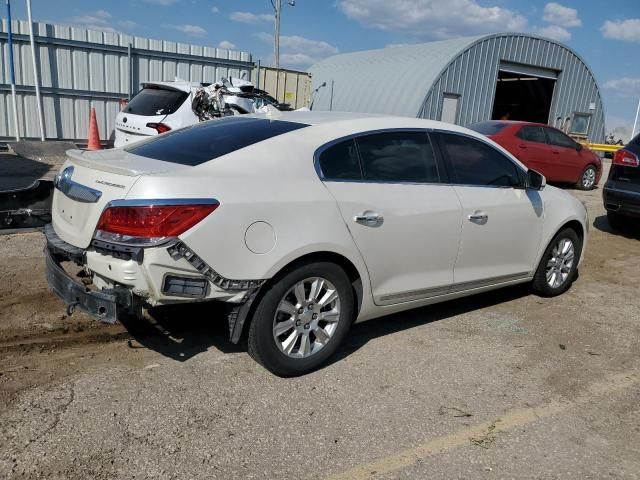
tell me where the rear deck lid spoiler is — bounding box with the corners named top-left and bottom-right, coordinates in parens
top-left (65, 149), bottom-right (189, 176)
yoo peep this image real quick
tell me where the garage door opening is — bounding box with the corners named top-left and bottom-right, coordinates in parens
top-left (491, 70), bottom-right (556, 123)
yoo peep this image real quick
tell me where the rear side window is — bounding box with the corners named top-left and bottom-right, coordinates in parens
top-left (125, 87), bottom-right (188, 116)
top-left (439, 133), bottom-right (521, 187)
top-left (318, 139), bottom-right (362, 180)
top-left (545, 127), bottom-right (577, 149)
top-left (356, 131), bottom-right (439, 183)
top-left (128, 117), bottom-right (308, 165)
top-left (469, 122), bottom-right (509, 136)
top-left (517, 126), bottom-right (546, 144)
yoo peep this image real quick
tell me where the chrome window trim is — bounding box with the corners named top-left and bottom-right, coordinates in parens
top-left (313, 127), bottom-right (528, 190)
top-left (54, 166), bottom-right (103, 203)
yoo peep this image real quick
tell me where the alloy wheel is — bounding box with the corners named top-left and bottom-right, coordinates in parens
top-left (545, 238), bottom-right (575, 288)
top-left (272, 277), bottom-right (341, 358)
top-left (582, 167), bottom-right (596, 189)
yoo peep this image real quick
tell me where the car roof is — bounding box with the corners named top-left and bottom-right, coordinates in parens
top-left (249, 110), bottom-right (479, 134)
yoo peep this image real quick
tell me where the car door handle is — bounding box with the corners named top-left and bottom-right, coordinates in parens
top-left (468, 213), bottom-right (488, 222)
top-left (518, 144), bottom-right (528, 149)
top-left (354, 212), bottom-right (382, 226)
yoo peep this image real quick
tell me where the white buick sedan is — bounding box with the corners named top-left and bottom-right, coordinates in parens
top-left (47, 112), bottom-right (588, 376)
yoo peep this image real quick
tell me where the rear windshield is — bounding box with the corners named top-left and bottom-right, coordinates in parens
top-left (469, 122), bottom-right (509, 136)
top-left (127, 117), bottom-right (309, 165)
top-left (630, 133), bottom-right (640, 148)
top-left (124, 87), bottom-right (188, 116)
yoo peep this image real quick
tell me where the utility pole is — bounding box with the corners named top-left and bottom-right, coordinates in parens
top-left (273, 0), bottom-right (281, 69)
top-left (633, 97), bottom-right (640, 140)
top-left (26, 0), bottom-right (45, 141)
top-left (6, 0), bottom-right (20, 140)
top-left (272, 0), bottom-right (295, 69)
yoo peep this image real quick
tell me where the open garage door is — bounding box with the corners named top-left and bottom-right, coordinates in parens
top-left (492, 62), bottom-right (557, 124)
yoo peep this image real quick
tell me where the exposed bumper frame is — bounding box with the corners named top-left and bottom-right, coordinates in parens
top-left (44, 246), bottom-right (133, 323)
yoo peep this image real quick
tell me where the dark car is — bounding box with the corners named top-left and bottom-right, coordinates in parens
top-left (470, 121), bottom-right (602, 190)
top-left (603, 133), bottom-right (640, 230)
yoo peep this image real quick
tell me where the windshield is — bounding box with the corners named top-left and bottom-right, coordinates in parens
top-left (127, 116), bottom-right (309, 166)
top-left (469, 121), bottom-right (509, 136)
top-left (124, 87), bottom-right (188, 116)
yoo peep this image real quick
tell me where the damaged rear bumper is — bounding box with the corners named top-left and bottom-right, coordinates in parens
top-left (44, 224), bottom-right (133, 324)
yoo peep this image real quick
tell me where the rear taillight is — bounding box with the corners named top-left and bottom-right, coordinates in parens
top-left (146, 122), bottom-right (172, 134)
top-left (95, 201), bottom-right (218, 246)
top-left (613, 149), bottom-right (639, 167)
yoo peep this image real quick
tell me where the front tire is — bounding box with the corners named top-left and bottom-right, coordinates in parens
top-left (248, 262), bottom-right (354, 376)
top-left (532, 228), bottom-right (581, 297)
top-left (576, 165), bottom-right (597, 190)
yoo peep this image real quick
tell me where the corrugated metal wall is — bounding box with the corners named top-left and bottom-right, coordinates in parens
top-left (253, 65), bottom-right (311, 109)
top-left (0, 20), bottom-right (253, 142)
top-left (419, 33), bottom-right (605, 143)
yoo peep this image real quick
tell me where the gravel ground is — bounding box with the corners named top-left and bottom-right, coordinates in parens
top-left (1, 161), bottom-right (639, 479)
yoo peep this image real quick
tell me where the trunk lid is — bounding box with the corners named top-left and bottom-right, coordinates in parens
top-left (52, 149), bottom-right (189, 248)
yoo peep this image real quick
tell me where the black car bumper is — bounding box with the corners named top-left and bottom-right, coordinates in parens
top-left (603, 184), bottom-right (640, 218)
top-left (44, 225), bottom-right (132, 323)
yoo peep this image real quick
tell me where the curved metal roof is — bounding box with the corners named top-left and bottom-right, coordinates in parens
top-left (309, 35), bottom-right (484, 116)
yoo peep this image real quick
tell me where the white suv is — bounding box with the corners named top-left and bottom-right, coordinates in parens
top-left (47, 112), bottom-right (588, 376)
top-left (113, 81), bottom-right (286, 148)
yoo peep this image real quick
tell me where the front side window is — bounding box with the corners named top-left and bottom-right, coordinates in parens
top-left (517, 126), bottom-right (546, 144)
top-left (318, 139), bottom-right (362, 180)
top-left (356, 131), bottom-right (439, 183)
top-left (545, 127), bottom-right (577, 149)
top-left (439, 133), bottom-right (521, 187)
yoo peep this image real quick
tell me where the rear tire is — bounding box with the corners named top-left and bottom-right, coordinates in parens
top-left (532, 228), bottom-right (581, 297)
top-left (247, 262), bottom-right (354, 376)
top-left (576, 165), bottom-right (597, 190)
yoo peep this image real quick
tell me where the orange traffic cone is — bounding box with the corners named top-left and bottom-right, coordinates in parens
top-left (87, 107), bottom-right (102, 150)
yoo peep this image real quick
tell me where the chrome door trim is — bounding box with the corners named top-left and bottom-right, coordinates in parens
top-left (377, 271), bottom-right (531, 304)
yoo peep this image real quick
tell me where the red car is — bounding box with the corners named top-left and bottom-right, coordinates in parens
top-left (470, 121), bottom-right (602, 190)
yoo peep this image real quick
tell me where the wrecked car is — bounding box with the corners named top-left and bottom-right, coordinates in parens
top-left (46, 112), bottom-right (589, 376)
top-left (113, 78), bottom-right (290, 148)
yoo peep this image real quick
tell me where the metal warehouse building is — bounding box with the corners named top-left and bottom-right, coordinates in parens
top-left (309, 33), bottom-right (605, 142)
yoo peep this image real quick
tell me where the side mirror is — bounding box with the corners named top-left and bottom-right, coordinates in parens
top-left (576, 143), bottom-right (583, 152)
top-left (527, 169), bottom-right (546, 191)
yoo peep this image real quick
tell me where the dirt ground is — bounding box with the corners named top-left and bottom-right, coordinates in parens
top-left (1, 161), bottom-right (639, 479)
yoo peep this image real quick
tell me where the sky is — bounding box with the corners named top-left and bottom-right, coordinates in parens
top-left (4, 0), bottom-right (640, 140)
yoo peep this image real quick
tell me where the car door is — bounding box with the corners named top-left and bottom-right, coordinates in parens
top-left (543, 127), bottom-right (582, 182)
top-left (514, 126), bottom-right (557, 179)
top-left (317, 130), bottom-right (462, 306)
top-left (435, 132), bottom-right (544, 288)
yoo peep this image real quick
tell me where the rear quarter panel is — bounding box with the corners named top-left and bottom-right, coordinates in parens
top-left (124, 129), bottom-right (372, 290)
